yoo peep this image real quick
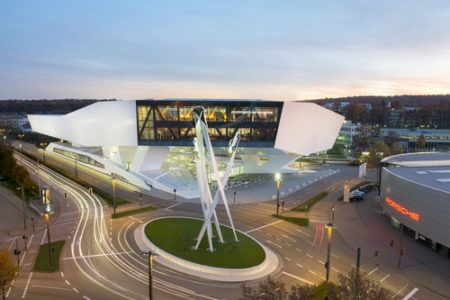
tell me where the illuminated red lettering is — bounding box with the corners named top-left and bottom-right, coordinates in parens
top-left (385, 197), bottom-right (420, 221)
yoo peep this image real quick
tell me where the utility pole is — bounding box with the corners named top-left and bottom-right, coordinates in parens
top-left (112, 179), bottom-right (116, 217)
top-left (45, 213), bottom-right (52, 266)
top-left (15, 239), bottom-right (20, 268)
top-left (173, 188), bottom-right (176, 201)
top-left (397, 237), bottom-right (402, 269)
top-left (233, 190), bottom-right (236, 204)
top-left (144, 251), bottom-right (157, 300)
top-left (356, 247), bottom-right (361, 271)
top-left (325, 223), bottom-right (336, 282)
top-left (275, 173), bottom-right (281, 216)
top-left (20, 185), bottom-right (26, 231)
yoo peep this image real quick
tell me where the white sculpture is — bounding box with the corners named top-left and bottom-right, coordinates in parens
top-left (192, 106), bottom-right (239, 252)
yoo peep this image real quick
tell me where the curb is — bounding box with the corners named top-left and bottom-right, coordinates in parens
top-left (134, 216), bottom-right (279, 282)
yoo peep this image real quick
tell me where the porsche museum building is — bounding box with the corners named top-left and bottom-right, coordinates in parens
top-left (379, 152), bottom-right (450, 257)
top-left (28, 99), bottom-right (344, 199)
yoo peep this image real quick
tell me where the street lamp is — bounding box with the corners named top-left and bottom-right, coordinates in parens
top-left (275, 173), bottom-right (282, 216)
top-left (325, 222), bottom-right (336, 283)
top-left (17, 185), bottom-right (26, 231)
top-left (42, 188), bottom-right (53, 266)
top-left (143, 251), bottom-right (158, 300)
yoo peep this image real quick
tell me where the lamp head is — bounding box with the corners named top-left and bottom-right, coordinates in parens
top-left (275, 172), bottom-right (281, 181)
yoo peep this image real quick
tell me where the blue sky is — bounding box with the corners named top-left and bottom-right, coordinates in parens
top-left (1, 0), bottom-right (449, 100)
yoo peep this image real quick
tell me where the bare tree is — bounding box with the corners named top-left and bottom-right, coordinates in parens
top-left (289, 284), bottom-right (315, 300)
top-left (0, 248), bottom-right (18, 300)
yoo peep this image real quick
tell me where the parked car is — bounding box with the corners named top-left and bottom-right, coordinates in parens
top-left (351, 190), bottom-right (365, 197)
top-left (350, 195), bottom-right (363, 202)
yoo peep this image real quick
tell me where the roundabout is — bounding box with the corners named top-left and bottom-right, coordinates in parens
top-left (134, 217), bottom-right (280, 282)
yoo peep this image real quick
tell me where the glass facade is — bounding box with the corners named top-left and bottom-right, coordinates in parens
top-left (136, 100), bottom-right (283, 147)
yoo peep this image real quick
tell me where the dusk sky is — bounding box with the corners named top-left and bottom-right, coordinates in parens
top-left (1, 0), bottom-right (450, 100)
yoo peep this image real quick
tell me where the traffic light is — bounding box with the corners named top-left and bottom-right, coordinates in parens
top-left (324, 262), bottom-right (328, 268)
top-left (400, 249), bottom-right (404, 255)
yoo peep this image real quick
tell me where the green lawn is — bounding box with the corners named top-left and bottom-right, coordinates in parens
top-left (292, 191), bottom-right (329, 212)
top-left (273, 215), bottom-right (309, 226)
top-left (112, 206), bottom-right (157, 219)
top-left (33, 240), bottom-right (65, 272)
top-left (145, 218), bottom-right (265, 268)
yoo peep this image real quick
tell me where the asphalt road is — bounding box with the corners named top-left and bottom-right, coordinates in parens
top-left (4, 142), bottom-right (449, 300)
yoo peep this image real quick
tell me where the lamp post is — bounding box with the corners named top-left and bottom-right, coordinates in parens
top-left (143, 251), bottom-right (157, 300)
top-left (45, 213), bottom-right (52, 266)
top-left (325, 222), bottom-right (336, 282)
top-left (17, 185), bottom-right (26, 231)
top-left (275, 172), bottom-right (281, 216)
top-left (112, 178), bottom-right (116, 217)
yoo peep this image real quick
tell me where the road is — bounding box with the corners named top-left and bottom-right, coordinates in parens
top-left (3, 143), bottom-right (449, 299)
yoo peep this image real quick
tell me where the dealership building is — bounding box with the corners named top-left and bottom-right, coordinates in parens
top-left (379, 152), bottom-right (450, 257)
top-left (28, 99), bottom-right (343, 198)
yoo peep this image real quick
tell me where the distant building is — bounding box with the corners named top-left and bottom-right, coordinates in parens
top-left (333, 121), bottom-right (371, 153)
top-left (380, 128), bottom-right (450, 152)
top-left (0, 114), bottom-right (30, 131)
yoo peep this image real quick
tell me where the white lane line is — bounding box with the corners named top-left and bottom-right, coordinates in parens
top-left (265, 240), bottom-right (282, 249)
top-left (402, 287), bottom-right (419, 300)
top-left (306, 254), bottom-right (313, 258)
top-left (393, 283), bottom-right (409, 298)
top-left (62, 251), bottom-right (134, 260)
top-left (318, 259), bottom-right (325, 264)
top-left (285, 242), bottom-right (291, 247)
top-left (6, 279), bottom-right (15, 297)
top-left (73, 288), bottom-right (79, 293)
top-left (83, 296), bottom-right (91, 300)
top-left (332, 267), bottom-right (340, 272)
top-left (26, 234), bottom-right (34, 249)
top-left (281, 234), bottom-right (296, 243)
top-left (164, 202), bottom-right (183, 210)
top-left (276, 237), bottom-right (282, 242)
top-left (306, 240), bottom-right (314, 246)
top-left (295, 248), bottom-right (302, 253)
top-left (308, 269), bottom-right (316, 275)
top-left (40, 228), bottom-right (47, 245)
top-left (65, 280), bottom-right (70, 286)
top-left (379, 273), bottom-right (390, 283)
top-left (21, 272), bottom-right (33, 298)
top-left (295, 228), bottom-right (311, 237)
top-left (284, 257), bottom-right (292, 261)
top-left (61, 272), bottom-right (64, 277)
top-left (128, 216), bottom-right (144, 223)
top-left (367, 267), bottom-right (378, 276)
top-left (245, 220), bottom-right (283, 233)
top-left (282, 271), bottom-right (313, 285)
top-left (330, 253), bottom-right (340, 259)
top-left (31, 285), bottom-right (72, 291)
top-left (296, 263), bottom-right (303, 268)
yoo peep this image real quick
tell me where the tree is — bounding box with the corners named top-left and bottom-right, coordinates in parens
top-left (416, 133), bottom-right (426, 150)
top-left (289, 284), bottom-right (315, 300)
top-left (328, 269), bottom-right (391, 300)
top-left (367, 141), bottom-right (390, 168)
top-left (390, 142), bottom-right (404, 155)
top-left (0, 248), bottom-right (18, 300)
top-left (344, 103), bottom-right (368, 123)
top-left (240, 276), bottom-right (288, 299)
top-left (384, 131), bottom-right (399, 146)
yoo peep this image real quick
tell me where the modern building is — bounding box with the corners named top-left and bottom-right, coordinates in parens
top-left (333, 121), bottom-right (371, 153)
top-left (28, 99), bottom-right (344, 198)
top-left (380, 128), bottom-right (450, 152)
top-left (379, 152), bottom-right (450, 257)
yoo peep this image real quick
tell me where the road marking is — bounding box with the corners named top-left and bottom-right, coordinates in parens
top-left (281, 234), bottom-right (296, 243)
top-left (26, 234), bottom-right (34, 250)
top-left (318, 259), bottom-right (325, 264)
top-left (285, 242), bottom-right (291, 247)
top-left (128, 216), bottom-right (143, 223)
top-left (83, 296), bottom-right (91, 300)
top-left (306, 254), bottom-right (313, 258)
top-left (73, 288), bottom-right (80, 293)
top-left (282, 271), bottom-right (313, 285)
top-left (296, 263), bottom-right (303, 268)
top-left (332, 267), bottom-right (340, 272)
top-left (21, 272), bottom-right (33, 298)
top-left (284, 257), bottom-right (291, 261)
top-left (165, 202), bottom-right (183, 210)
top-left (367, 267), bottom-right (378, 276)
top-left (402, 287), bottom-right (419, 300)
top-left (6, 279), bottom-right (15, 297)
top-left (295, 248), bottom-right (302, 253)
top-left (308, 269), bottom-right (316, 275)
top-left (393, 284), bottom-right (409, 298)
top-left (265, 240), bottom-right (282, 249)
top-left (245, 220), bottom-right (283, 233)
top-left (40, 228), bottom-right (47, 245)
top-left (276, 237), bottom-right (282, 242)
top-left (65, 280), bottom-right (70, 285)
top-left (306, 240), bottom-right (314, 246)
top-left (61, 272), bottom-right (64, 277)
top-left (330, 253), bottom-right (340, 259)
top-left (31, 285), bottom-right (72, 291)
top-left (379, 273), bottom-right (390, 283)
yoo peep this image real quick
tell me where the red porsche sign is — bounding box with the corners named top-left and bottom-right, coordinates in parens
top-left (385, 197), bottom-right (420, 221)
